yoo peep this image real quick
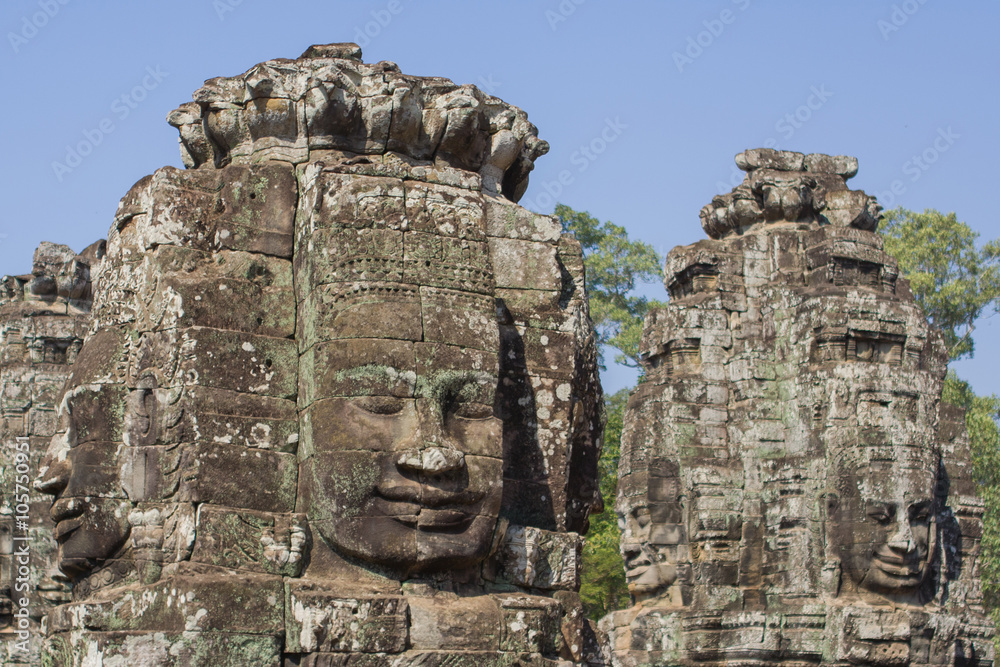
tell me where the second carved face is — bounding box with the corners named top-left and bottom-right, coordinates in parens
top-left (36, 328), bottom-right (132, 577)
top-left (827, 459), bottom-right (936, 598)
top-left (300, 361), bottom-right (503, 575)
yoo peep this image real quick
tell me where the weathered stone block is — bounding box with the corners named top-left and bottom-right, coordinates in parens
top-left (140, 163), bottom-right (297, 258)
top-left (42, 631), bottom-right (283, 667)
top-left (484, 196), bottom-right (561, 243)
top-left (404, 182), bottom-right (486, 240)
top-left (175, 327), bottom-right (298, 399)
top-left (48, 569), bottom-right (285, 634)
top-left (488, 238), bottom-right (561, 291)
top-left (284, 588), bottom-right (408, 654)
top-left (408, 595), bottom-right (501, 651)
top-left (179, 444), bottom-right (297, 513)
top-left (191, 507), bottom-right (306, 576)
top-left (492, 525), bottom-right (581, 591)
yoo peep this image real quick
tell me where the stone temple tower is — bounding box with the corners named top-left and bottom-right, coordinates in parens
top-left (30, 44), bottom-right (607, 665)
top-left (607, 149), bottom-right (995, 666)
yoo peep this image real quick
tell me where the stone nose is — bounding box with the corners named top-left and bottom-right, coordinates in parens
top-left (396, 447), bottom-right (466, 476)
top-left (887, 518), bottom-right (916, 552)
top-left (34, 429), bottom-right (72, 496)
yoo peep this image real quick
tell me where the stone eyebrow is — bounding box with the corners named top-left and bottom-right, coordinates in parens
top-left (416, 371), bottom-right (497, 403)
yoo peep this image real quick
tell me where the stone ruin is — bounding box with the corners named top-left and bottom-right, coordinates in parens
top-left (606, 149), bottom-right (996, 665)
top-left (0, 44), bottom-right (994, 667)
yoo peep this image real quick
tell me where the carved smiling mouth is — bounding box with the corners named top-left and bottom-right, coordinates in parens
top-left (872, 550), bottom-right (924, 578)
top-left (409, 509), bottom-right (473, 531)
top-left (50, 498), bottom-right (85, 541)
top-left (375, 484), bottom-right (481, 531)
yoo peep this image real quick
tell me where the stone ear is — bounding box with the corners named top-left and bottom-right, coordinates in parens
top-left (129, 373), bottom-right (158, 446)
top-left (818, 490), bottom-right (840, 525)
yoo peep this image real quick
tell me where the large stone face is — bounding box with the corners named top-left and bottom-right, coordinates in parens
top-left (606, 149), bottom-right (995, 666)
top-left (25, 44), bottom-right (606, 666)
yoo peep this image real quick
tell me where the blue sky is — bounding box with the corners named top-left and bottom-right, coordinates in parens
top-left (2, 1), bottom-right (998, 396)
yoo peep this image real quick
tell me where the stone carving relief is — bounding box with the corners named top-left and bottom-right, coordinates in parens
top-left (606, 149), bottom-right (995, 666)
top-left (25, 44), bottom-right (606, 666)
top-left (1, 42), bottom-right (994, 667)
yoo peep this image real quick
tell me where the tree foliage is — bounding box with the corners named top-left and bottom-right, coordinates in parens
top-left (579, 389), bottom-right (630, 620)
top-left (941, 372), bottom-right (1000, 627)
top-left (879, 208), bottom-right (1000, 361)
top-left (556, 204), bottom-right (666, 368)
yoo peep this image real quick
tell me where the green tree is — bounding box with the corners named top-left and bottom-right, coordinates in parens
top-left (879, 208), bottom-right (1000, 361)
top-left (556, 204), bottom-right (667, 367)
top-left (941, 372), bottom-right (1000, 625)
top-left (579, 389), bottom-right (630, 619)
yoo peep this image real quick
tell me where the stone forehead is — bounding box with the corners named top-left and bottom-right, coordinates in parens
top-left (828, 441), bottom-right (939, 478)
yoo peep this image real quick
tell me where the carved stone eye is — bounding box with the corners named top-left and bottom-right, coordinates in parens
top-left (451, 401), bottom-right (493, 420)
top-left (910, 504), bottom-right (931, 523)
top-left (356, 396), bottom-right (405, 415)
top-left (867, 505), bottom-right (894, 525)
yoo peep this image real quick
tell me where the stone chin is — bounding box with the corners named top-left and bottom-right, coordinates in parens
top-left (626, 563), bottom-right (677, 602)
top-left (51, 496), bottom-right (131, 578)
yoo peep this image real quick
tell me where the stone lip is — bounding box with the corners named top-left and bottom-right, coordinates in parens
top-left (167, 42), bottom-right (548, 203)
top-left (699, 149), bottom-right (880, 239)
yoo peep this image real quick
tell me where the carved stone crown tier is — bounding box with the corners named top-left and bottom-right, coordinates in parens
top-left (167, 42), bottom-right (548, 203)
top-left (700, 148), bottom-right (882, 239)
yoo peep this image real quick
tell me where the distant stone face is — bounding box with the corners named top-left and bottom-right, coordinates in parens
top-left (0, 240), bottom-right (101, 667)
top-left (28, 44), bottom-right (606, 666)
top-left (606, 149), bottom-right (995, 666)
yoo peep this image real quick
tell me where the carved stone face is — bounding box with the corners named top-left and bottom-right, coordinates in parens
top-left (621, 503), bottom-right (678, 602)
top-left (36, 328), bottom-right (132, 577)
top-left (827, 459), bottom-right (936, 597)
top-left (300, 360), bottom-right (503, 575)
